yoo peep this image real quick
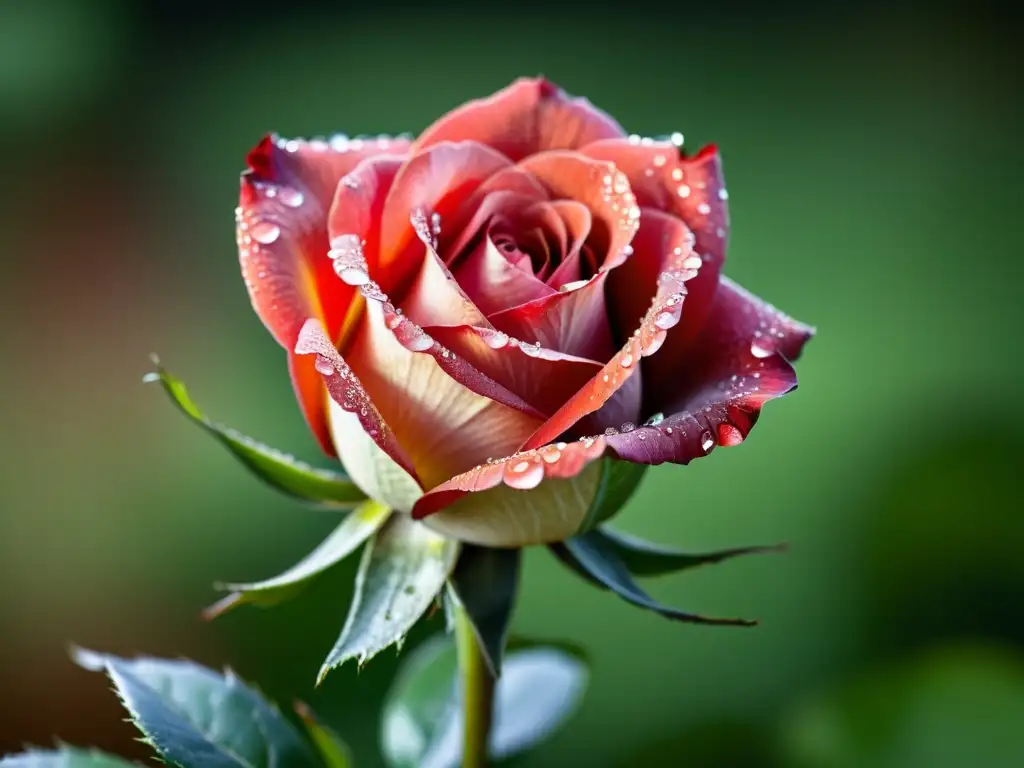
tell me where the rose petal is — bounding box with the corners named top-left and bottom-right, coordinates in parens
top-left (411, 435), bottom-right (609, 546)
top-left (238, 133), bottom-right (409, 452)
top-left (377, 141), bottom-right (512, 297)
top-left (412, 77), bottom-right (625, 163)
top-left (423, 325), bottom-right (603, 415)
top-left (326, 232), bottom-right (545, 488)
top-left (294, 319), bottom-right (420, 488)
top-left (582, 140), bottom-right (727, 344)
top-left (399, 240), bottom-right (492, 328)
top-left (544, 200), bottom-right (593, 288)
top-left (487, 274), bottom-right (616, 361)
top-left (517, 151), bottom-right (639, 271)
top-left (453, 235), bottom-right (557, 316)
top-left (521, 223), bottom-right (703, 450)
top-left (603, 277), bottom-right (814, 465)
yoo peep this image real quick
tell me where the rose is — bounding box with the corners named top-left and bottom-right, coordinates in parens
top-left (235, 78), bottom-right (813, 547)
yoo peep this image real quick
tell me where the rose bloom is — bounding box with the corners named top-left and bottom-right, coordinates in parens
top-left (236, 78), bottom-right (813, 547)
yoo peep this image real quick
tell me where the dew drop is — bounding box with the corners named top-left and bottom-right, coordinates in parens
top-left (718, 188), bottom-right (729, 201)
top-left (485, 331), bottom-right (509, 349)
top-left (750, 340), bottom-right (774, 358)
top-left (521, 342), bottom-right (542, 357)
top-left (670, 132), bottom-right (684, 146)
top-left (540, 445), bottom-right (562, 464)
top-left (620, 352), bottom-right (634, 368)
top-left (677, 184), bottom-right (691, 198)
top-left (505, 458), bottom-right (544, 490)
top-left (278, 187), bottom-right (305, 208)
top-left (313, 357), bottom-right (335, 376)
top-left (620, 421), bottom-right (635, 433)
top-left (701, 431), bottom-right (715, 452)
top-left (681, 255), bottom-right (703, 270)
top-left (250, 221), bottom-right (280, 244)
top-left (644, 413), bottom-right (665, 426)
top-left (604, 427), bottom-right (619, 436)
top-left (406, 331), bottom-right (434, 352)
top-left (697, 202), bottom-right (711, 215)
top-left (654, 312), bottom-right (676, 330)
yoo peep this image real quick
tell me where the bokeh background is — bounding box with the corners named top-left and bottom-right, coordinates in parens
top-left (2, 0), bottom-right (1022, 765)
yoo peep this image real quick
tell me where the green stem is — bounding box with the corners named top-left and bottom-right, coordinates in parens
top-left (454, 599), bottom-right (494, 768)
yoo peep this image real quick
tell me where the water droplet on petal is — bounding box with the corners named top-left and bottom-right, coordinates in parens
top-left (644, 413), bottom-right (665, 426)
top-left (604, 427), bottom-right (619, 436)
top-left (681, 255), bottom-right (703, 270)
top-left (485, 331), bottom-right (509, 349)
top-left (701, 431), bottom-right (715, 452)
top-left (620, 421), bottom-right (635, 433)
top-left (642, 329), bottom-right (667, 355)
top-left (750, 340), bottom-right (774, 358)
top-left (670, 132), bottom-right (684, 146)
top-left (697, 202), bottom-right (711, 215)
top-left (505, 458), bottom-right (544, 490)
top-left (540, 445), bottom-right (562, 463)
top-left (250, 222), bottom-right (280, 244)
top-left (654, 312), bottom-right (676, 330)
top-left (620, 352), bottom-right (634, 368)
top-left (278, 187), bottom-right (304, 208)
top-left (406, 330), bottom-right (434, 352)
top-left (677, 184), bottom-right (691, 198)
top-left (521, 342), bottom-right (542, 357)
top-left (314, 357), bottom-right (335, 376)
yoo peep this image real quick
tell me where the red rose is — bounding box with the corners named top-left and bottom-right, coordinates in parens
top-left (235, 78), bottom-right (813, 547)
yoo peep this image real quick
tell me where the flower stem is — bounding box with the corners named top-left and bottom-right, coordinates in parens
top-left (454, 600), bottom-right (494, 768)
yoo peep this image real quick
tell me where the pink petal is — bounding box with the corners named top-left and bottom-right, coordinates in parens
top-left (411, 435), bottom-right (609, 546)
top-left (453, 235), bottom-right (557, 316)
top-left (544, 200), bottom-right (593, 288)
top-left (423, 325), bottom-right (603, 415)
top-left (412, 77), bottom-right (625, 163)
top-left (237, 133), bottom-right (409, 453)
top-left (377, 141), bottom-right (511, 296)
top-left (604, 277), bottom-right (814, 465)
top-left (517, 151), bottom-right (639, 271)
top-left (399, 241), bottom-right (491, 328)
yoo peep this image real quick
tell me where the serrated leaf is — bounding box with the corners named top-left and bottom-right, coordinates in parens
top-left (72, 648), bottom-right (318, 768)
top-left (447, 545), bottom-right (520, 677)
top-left (205, 500), bottom-right (391, 619)
top-left (0, 747), bottom-right (139, 767)
top-left (318, 515), bottom-right (459, 682)
top-left (576, 459), bottom-right (648, 533)
top-left (380, 635), bottom-right (588, 768)
top-left (555, 531), bottom-right (756, 627)
top-left (597, 526), bottom-right (784, 577)
top-left (294, 703), bottom-right (354, 768)
top-left (146, 362), bottom-right (365, 509)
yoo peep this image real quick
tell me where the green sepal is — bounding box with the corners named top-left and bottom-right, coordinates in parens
top-left (576, 459), bottom-right (648, 533)
top-left (598, 526), bottom-right (784, 577)
top-left (554, 530), bottom-right (757, 626)
top-left (294, 702), bottom-right (354, 768)
top-left (318, 515), bottom-right (459, 683)
top-left (204, 500), bottom-right (391, 619)
top-left (145, 359), bottom-right (365, 509)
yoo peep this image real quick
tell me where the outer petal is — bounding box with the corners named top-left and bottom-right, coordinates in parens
top-left (423, 325), bottom-right (603, 415)
top-left (294, 319), bottom-right (422, 512)
top-left (411, 77), bottom-right (625, 163)
top-left (411, 435), bottom-right (609, 546)
top-left (604, 277), bottom-right (814, 465)
top-left (377, 141), bottom-right (511, 296)
top-left (521, 222), bottom-right (703, 450)
top-left (238, 133), bottom-right (409, 452)
top-left (328, 234), bottom-right (544, 490)
top-left (582, 140), bottom-right (728, 346)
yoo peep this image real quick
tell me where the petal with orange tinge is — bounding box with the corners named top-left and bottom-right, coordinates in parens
top-left (238, 134), bottom-right (409, 453)
top-left (517, 151), bottom-right (639, 271)
top-left (453, 235), bottom-right (556, 317)
top-left (327, 234), bottom-right (545, 489)
top-left (412, 436), bottom-right (609, 547)
top-left (604, 277), bottom-right (814, 466)
top-left (423, 325), bottom-right (603, 416)
top-left (294, 319), bottom-right (422, 511)
top-left (582, 140), bottom-right (728, 346)
top-left (377, 142), bottom-right (511, 296)
top-left (412, 77), bottom-right (625, 163)
top-left (398, 237), bottom-right (492, 328)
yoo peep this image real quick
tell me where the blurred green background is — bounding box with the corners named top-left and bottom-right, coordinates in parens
top-left (2, 0), bottom-right (1021, 765)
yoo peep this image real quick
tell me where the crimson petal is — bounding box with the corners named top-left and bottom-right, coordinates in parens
top-left (582, 140), bottom-right (727, 346)
top-left (238, 133), bottom-right (409, 453)
top-left (412, 77), bottom-right (625, 163)
top-left (604, 277), bottom-right (814, 465)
